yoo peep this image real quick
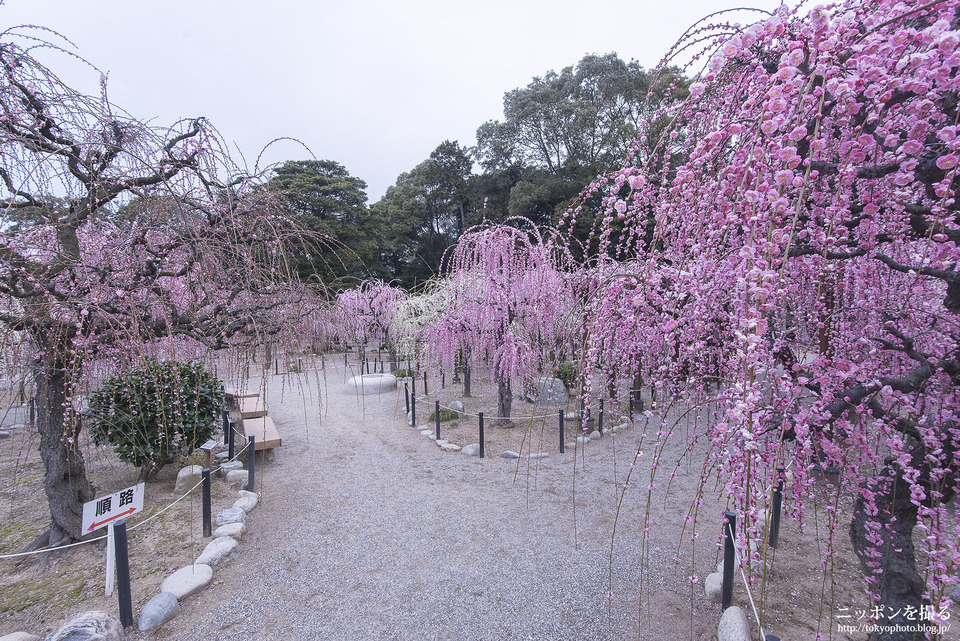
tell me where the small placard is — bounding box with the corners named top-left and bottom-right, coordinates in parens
top-left (81, 483), bottom-right (145, 533)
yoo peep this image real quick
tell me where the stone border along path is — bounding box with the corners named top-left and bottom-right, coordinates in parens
top-left (45, 355), bottom-right (736, 641)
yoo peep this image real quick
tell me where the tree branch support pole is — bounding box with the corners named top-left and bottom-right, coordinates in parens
top-left (722, 511), bottom-right (736, 611)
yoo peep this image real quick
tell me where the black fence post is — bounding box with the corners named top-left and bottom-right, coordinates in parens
top-left (274, 358), bottom-right (279, 375)
top-left (628, 395), bottom-right (633, 421)
top-left (559, 410), bottom-right (565, 454)
top-left (411, 375), bottom-right (417, 398)
top-left (721, 511), bottom-right (737, 610)
top-left (769, 468), bottom-right (784, 548)
top-left (202, 468), bottom-right (212, 537)
top-left (247, 435), bottom-right (256, 492)
top-left (404, 383), bottom-right (410, 415)
top-left (29, 396), bottom-right (35, 428)
top-left (114, 521), bottom-right (134, 628)
top-left (227, 420), bottom-right (236, 460)
top-left (423, 371), bottom-right (428, 395)
top-left (479, 412), bottom-right (484, 459)
top-left (435, 400), bottom-right (441, 440)
top-left (598, 398), bottom-right (604, 436)
top-left (222, 408), bottom-right (230, 444)
top-left (411, 396), bottom-right (417, 427)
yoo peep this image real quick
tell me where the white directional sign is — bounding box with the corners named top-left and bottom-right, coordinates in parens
top-left (81, 483), bottom-right (145, 533)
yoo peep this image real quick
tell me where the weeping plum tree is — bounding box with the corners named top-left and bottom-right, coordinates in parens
top-left (576, 1), bottom-right (960, 637)
top-left (429, 221), bottom-right (574, 425)
top-left (0, 30), bottom-right (313, 548)
top-left (335, 279), bottom-right (406, 360)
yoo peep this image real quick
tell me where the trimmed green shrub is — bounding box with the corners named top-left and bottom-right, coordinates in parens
top-left (88, 360), bottom-right (224, 480)
top-left (428, 407), bottom-right (460, 423)
top-left (391, 368), bottom-right (410, 378)
top-left (554, 361), bottom-right (579, 392)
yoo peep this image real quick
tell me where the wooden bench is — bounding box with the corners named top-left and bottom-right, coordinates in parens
top-left (237, 395), bottom-right (267, 419)
top-left (242, 416), bottom-right (282, 460)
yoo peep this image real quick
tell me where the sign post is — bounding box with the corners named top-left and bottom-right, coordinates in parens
top-left (81, 483), bottom-right (144, 596)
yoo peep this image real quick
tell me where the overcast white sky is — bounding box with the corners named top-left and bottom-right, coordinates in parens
top-left (1, 0), bottom-right (787, 201)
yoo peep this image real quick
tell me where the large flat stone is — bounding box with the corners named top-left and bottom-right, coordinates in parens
top-left (346, 373), bottom-right (397, 395)
top-left (233, 490), bottom-right (259, 513)
top-left (195, 536), bottom-right (238, 566)
top-left (216, 507), bottom-right (247, 525)
top-left (214, 522), bottom-right (246, 539)
top-left (137, 591), bottom-right (179, 632)
top-left (174, 465), bottom-right (204, 493)
top-left (46, 611), bottom-right (123, 641)
top-left (161, 564), bottom-right (213, 600)
top-left (718, 606), bottom-right (751, 641)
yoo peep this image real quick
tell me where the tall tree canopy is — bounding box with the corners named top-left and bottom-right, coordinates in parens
top-left (266, 159), bottom-right (383, 286)
top-left (475, 52), bottom-right (688, 176)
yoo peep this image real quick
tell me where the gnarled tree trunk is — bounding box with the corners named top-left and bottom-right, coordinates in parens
top-left (31, 332), bottom-right (95, 548)
top-left (849, 456), bottom-right (925, 641)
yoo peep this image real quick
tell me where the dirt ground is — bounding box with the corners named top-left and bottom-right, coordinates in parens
top-left (0, 352), bottom-right (956, 639)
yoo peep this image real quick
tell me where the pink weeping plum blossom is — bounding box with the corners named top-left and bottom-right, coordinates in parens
top-left (572, 1), bottom-right (960, 636)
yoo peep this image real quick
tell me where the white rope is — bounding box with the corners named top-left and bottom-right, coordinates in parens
top-left (0, 440), bottom-right (253, 560)
top-left (408, 392), bottom-right (596, 422)
top-left (727, 522), bottom-right (768, 641)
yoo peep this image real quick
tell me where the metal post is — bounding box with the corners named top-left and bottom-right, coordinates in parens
top-left (628, 395), bottom-right (633, 420)
top-left (411, 375), bottom-right (416, 398)
top-left (721, 511), bottom-right (737, 610)
top-left (559, 410), bottom-right (565, 454)
top-left (274, 358), bottom-right (279, 375)
top-left (404, 383), bottom-right (410, 415)
top-left (29, 396), bottom-right (35, 428)
top-left (479, 412), bottom-right (484, 459)
top-left (228, 420), bottom-right (236, 459)
top-left (222, 408), bottom-right (229, 444)
top-left (598, 398), bottom-right (604, 436)
top-left (411, 396), bottom-right (417, 427)
top-left (202, 469), bottom-right (212, 537)
top-left (441, 369), bottom-right (445, 388)
top-left (769, 468), bottom-right (784, 548)
top-left (435, 400), bottom-right (441, 440)
top-left (114, 521), bottom-right (133, 628)
top-left (423, 371), bottom-right (428, 395)
top-left (247, 435), bottom-right (256, 492)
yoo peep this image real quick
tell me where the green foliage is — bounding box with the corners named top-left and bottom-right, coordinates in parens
top-left (428, 407), bottom-right (460, 423)
top-left (265, 159), bottom-right (385, 287)
top-left (88, 360), bottom-right (224, 477)
top-left (391, 368), bottom-right (410, 378)
top-left (554, 362), bottom-right (579, 392)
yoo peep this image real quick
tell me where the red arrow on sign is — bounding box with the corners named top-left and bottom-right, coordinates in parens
top-left (88, 507), bottom-right (136, 531)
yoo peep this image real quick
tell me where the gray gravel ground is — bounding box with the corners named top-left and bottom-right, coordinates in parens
top-left (142, 358), bottom-right (722, 641)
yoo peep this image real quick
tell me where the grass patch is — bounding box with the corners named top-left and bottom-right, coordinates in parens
top-left (0, 575), bottom-right (87, 613)
top-left (0, 522), bottom-right (38, 555)
top-left (427, 408), bottom-right (460, 423)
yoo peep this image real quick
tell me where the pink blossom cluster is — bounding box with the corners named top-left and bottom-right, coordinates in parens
top-left (572, 0), bottom-right (960, 616)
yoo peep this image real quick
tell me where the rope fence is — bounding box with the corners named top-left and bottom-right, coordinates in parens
top-left (0, 439), bottom-right (252, 561)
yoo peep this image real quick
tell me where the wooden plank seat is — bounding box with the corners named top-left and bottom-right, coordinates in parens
top-left (238, 395), bottom-right (266, 419)
top-left (242, 416), bottom-right (282, 451)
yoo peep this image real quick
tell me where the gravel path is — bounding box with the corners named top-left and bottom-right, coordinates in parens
top-left (145, 358), bottom-right (718, 641)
